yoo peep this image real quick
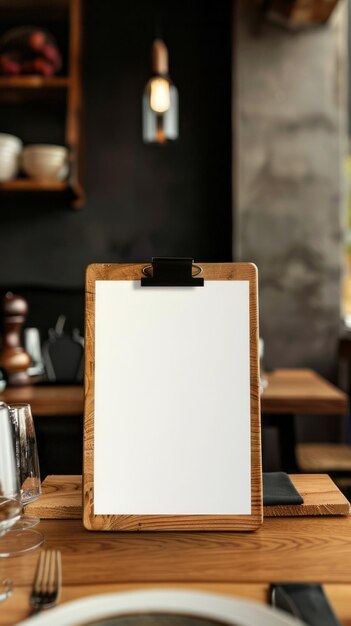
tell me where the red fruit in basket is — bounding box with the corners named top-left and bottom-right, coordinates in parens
top-left (21, 60), bottom-right (36, 74)
top-left (0, 54), bottom-right (20, 75)
top-left (5, 60), bottom-right (20, 75)
top-left (42, 61), bottom-right (54, 77)
top-left (28, 30), bottom-right (46, 52)
top-left (33, 57), bottom-right (54, 76)
top-left (42, 43), bottom-right (62, 72)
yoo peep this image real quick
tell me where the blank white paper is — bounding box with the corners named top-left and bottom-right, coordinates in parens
top-left (94, 280), bottom-right (251, 515)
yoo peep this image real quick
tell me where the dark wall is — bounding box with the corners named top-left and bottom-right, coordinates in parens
top-left (0, 0), bottom-right (232, 292)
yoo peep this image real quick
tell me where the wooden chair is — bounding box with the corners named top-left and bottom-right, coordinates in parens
top-left (297, 443), bottom-right (351, 474)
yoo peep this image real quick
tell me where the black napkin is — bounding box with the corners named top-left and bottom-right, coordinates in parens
top-left (263, 472), bottom-right (304, 506)
top-left (271, 583), bottom-right (341, 625)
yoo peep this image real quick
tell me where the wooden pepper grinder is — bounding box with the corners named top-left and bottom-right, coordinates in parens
top-left (0, 292), bottom-right (31, 386)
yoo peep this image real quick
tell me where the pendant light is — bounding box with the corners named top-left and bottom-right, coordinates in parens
top-left (142, 39), bottom-right (178, 144)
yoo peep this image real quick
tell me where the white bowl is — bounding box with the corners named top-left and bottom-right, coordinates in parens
top-left (0, 133), bottom-right (22, 154)
top-left (0, 151), bottom-right (19, 161)
top-left (0, 153), bottom-right (19, 181)
top-left (22, 158), bottom-right (68, 181)
top-left (25, 154), bottom-right (67, 166)
top-left (22, 144), bottom-right (69, 181)
top-left (23, 144), bottom-right (68, 158)
top-left (0, 145), bottom-right (22, 159)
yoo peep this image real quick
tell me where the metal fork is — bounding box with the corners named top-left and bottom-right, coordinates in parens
top-left (30, 550), bottom-right (62, 612)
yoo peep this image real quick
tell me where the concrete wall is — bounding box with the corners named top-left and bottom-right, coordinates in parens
top-left (233, 1), bottom-right (348, 378)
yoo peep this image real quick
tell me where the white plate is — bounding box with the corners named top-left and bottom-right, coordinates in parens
top-left (17, 589), bottom-right (306, 626)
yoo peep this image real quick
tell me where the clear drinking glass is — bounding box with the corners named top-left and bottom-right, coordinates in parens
top-left (9, 404), bottom-right (41, 504)
top-left (0, 402), bottom-right (21, 532)
top-left (0, 402), bottom-right (43, 557)
top-left (8, 403), bottom-right (41, 531)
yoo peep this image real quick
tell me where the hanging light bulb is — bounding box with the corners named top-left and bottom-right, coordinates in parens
top-left (142, 39), bottom-right (178, 144)
top-left (150, 78), bottom-right (171, 113)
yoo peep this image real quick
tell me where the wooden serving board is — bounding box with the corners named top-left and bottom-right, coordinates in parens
top-left (25, 473), bottom-right (350, 520)
top-left (264, 474), bottom-right (350, 517)
top-left (26, 475), bottom-right (83, 519)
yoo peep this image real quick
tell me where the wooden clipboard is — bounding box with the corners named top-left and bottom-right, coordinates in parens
top-left (83, 262), bottom-right (262, 531)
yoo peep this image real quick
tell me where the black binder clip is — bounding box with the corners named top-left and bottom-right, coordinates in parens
top-left (141, 257), bottom-right (204, 287)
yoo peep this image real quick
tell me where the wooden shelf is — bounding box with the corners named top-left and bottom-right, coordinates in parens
top-left (0, 76), bottom-right (70, 89)
top-left (0, 0), bottom-right (68, 6)
top-left (0, 177), bottom-right (84, 208)
top-left (0, 179), bottom-right (67, 191)
top-left (0, 178), bottom-right (83, 208)
top-left (0, 0), bottom-right (69, 20)
top-left (0, 0), bottom-right (84, 209)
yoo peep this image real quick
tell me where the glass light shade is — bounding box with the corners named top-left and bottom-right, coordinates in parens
top-left (143, 79), bottom-right (178, 144)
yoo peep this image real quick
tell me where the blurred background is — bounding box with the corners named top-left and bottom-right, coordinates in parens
top-left (0, 0), bottom-right (350, 484)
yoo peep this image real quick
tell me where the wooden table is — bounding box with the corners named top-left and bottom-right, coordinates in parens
top-left (0, 385), bottom-right (84, 417)
top-left (263, 369), bottom-right (348, 415)
top-left (25, 473), bottom-right (351, 519)
top-left (2, 515), bottom-right (351, 625)
top-left (0, 369), bottom-right (346, 417)
top-left (0, 384), bottom-right (84, 416)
